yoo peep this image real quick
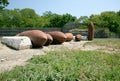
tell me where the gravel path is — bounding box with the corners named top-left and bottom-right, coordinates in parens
top-left (0, 40), bottom-right (88, 73)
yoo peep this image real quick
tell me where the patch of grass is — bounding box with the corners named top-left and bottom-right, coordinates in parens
top-left (0, 37), bottom-right (2, 41)
top-left (85, 38), bottom-right (120, 49)
top-left (0, 49), bottom-right (120, 81)
top-left (84, 38), bottom-right (120, 54)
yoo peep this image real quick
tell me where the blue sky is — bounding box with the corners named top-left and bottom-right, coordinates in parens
top-left (6, 0), bottom-right (120, 18)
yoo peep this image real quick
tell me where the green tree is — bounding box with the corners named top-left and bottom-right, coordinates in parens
top-left (89, 11), bottom-right (120, 35)
top-left (20, 8), bottom-right (39, 27)
top-left (49, 14), bottom-right (63, 27)
top-left (116, 11), bottom-right (120, 34)
top-left (62, 13), bottom-right (76, 24)
top-left (77, 16), bottom-right (88, 23)
top-left (0, 0), bottom-right (9, 10)
top-left (100, 11), bottom-right (119, 33)
top-left (0, 8), bottom-right (41, 28)
top-left (9, 9), bottom-right (22, 27)
top-left (42, 11), bottom-right (77, 28)
top-left (0, 9), bottom-right (22, 28)
top-left (0, 9), bottom-right (11, 27)
top-left (43, 11), bottom-right (53, 17)
top-left (89, 14), bottom-right (105, 28)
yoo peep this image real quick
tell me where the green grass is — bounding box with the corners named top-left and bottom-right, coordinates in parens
top-left (0, 38), bottom-right (120, 81)
top-left (85, 38), bottom-right (120, 49)
top-left (0, 37), bottom-right (1, 39)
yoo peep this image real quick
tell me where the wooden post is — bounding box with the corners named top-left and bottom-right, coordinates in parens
top-left (88, 21), bottom-right (94, 40)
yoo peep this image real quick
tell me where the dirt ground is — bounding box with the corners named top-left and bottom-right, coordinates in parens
top-left (0, 40), bottom-right (116, 73)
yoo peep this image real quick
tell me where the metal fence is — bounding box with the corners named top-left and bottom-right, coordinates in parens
top-left (0, 27), bottom-right (119, 38)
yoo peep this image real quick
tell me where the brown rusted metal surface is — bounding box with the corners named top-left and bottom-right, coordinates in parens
top-left (17, 30), bottom-right (47, 47)
top-left (65, 33), bottom-right (73, 42)
top-left (44, 34), bottom-right (53, 46)
top-left (88, 22), bottom-right (94, 40)
top-left (75, 34), bottom-right (82, 41)
top-left (47, 31), bottom-right (66, 44)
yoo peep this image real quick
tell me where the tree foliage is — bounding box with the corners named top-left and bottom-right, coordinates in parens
top-left (89, 11), bottom-right (120, 34)
top-left (0, 0), bottom-right (9, 10)
top-left (0, 7), bottom-right (120, 35)
top-left (0, 9), bottom-right (76, 28)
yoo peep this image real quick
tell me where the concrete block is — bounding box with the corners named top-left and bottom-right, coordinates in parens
top-left (1, 36), bottom-right (32, 50)
top-left (81, 36), bottom-right (87, 40)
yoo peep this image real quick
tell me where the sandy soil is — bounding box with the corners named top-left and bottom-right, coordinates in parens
top-left (0, 40), bottom-right (117, 73)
